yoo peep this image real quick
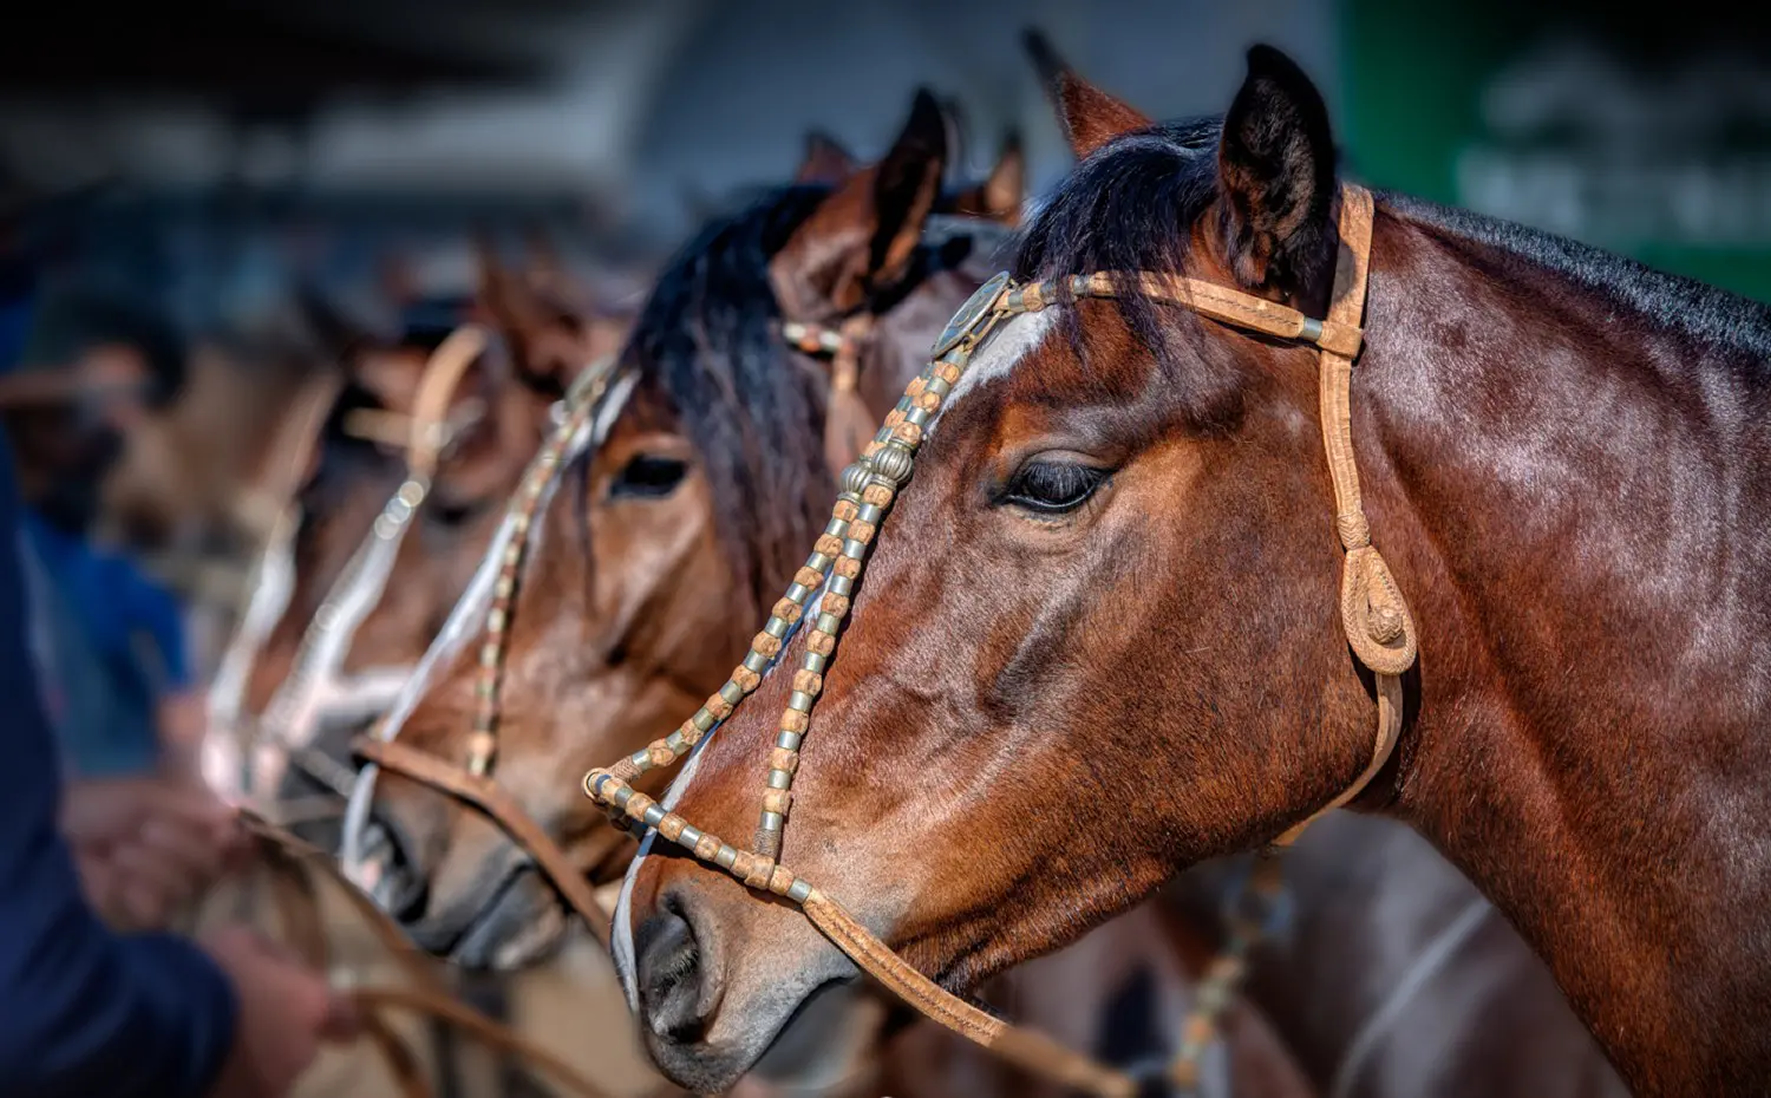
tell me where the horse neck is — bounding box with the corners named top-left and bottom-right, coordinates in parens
top-left (1356, 203), bottom-right (1771, 1088)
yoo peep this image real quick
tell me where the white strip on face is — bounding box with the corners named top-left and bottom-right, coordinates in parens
top-left (339, 370), bottom-right (639, 874)
top-left (204, 521), bottom-right (297, 800)
top-left (924, 308), bottom-right (1057, 438)
top-left (610, 581), bottom-right (831, 1004)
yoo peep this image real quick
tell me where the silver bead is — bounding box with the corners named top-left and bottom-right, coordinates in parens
top-left (870, 442), bottom-right (914, 485)
top-left (841, 462), bottom-right (872, 496)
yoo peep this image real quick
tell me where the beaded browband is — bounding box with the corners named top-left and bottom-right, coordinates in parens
top-left (578, 184), bottom-right (1417, 1097)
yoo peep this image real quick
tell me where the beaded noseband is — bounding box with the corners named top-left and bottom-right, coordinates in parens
top-left (580, 184), bottom-right (1417, 1097)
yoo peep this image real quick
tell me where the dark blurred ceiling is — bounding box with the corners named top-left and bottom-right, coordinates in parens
top-left (0, 0), bottom-right (595, 113)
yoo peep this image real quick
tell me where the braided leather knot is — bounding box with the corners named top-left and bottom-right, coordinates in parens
top-left (1336, 511), bottom-right (1371, 550)
top-left (1339, 546), bottom-right (1417, 676)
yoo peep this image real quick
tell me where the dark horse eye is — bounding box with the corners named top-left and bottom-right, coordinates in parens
top-left (610, 455), bottom-right (689, 500)
top-left (430, 497), bottom-right (490, 529)
top-left (1001, 461), bottom-right (1109, 514)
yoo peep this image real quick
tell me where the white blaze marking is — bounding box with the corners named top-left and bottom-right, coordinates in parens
top-left (924, 309), bottom-right (1057, 437)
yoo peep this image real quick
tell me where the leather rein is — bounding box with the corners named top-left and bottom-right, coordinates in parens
top-left (576, 183), bottom-right (1418, 1097)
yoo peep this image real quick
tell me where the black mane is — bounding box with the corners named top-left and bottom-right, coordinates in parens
top-left (1013, 116), bottom-right (1771, 384)
top-left (1385, 193), bottom-right (1771, 362)
top-left (623, 184), bottom-right (836, 610)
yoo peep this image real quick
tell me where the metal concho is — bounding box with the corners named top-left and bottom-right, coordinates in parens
top-left (930, 271), bottom-right (1010, 359)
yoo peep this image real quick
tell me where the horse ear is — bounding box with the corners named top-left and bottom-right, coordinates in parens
top-left (949, 132), bottom-right (1026, 225)
top-left (1214, 45), bottom-right (1338, 293)
top-left (867, 88), bottom-right (949, 286)
top-left (771, 88), bottom-right (948, 315)
top-left (794, 131), bottom-right (857, 185)
top-left (475, 229), bottom-right (589, 393)
top-left (1022, 28), bottom-right (1149, 159)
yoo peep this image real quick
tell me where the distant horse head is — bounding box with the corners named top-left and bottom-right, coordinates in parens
top-left (231, 254), bottom-right (633, 809)
top-left (356, 88), bottom-right (1025, 971)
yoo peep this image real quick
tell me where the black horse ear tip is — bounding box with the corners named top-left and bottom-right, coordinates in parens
top-left (909, 87), bottom-right (947, 121)
top-left (1244, 43), bottom-right (1312, 84)
top-left (1021, 27), bottom-right (1069, 82)
top-left (902, 88), bottom-right (950, 145)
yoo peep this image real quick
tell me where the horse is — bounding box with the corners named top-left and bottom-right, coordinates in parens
top-left (349, 84), bottom-right (1022, 968)
top-left (996, 31), bottom-right (1620, 1098)
top-left (612, 40), bottom-right (1771, 1098)
top-left (217, 253), bottom-right (631, 823)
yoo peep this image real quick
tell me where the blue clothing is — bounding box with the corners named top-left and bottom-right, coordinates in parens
top-left (0, 436), bottom-right (236, 1097)
top-left (20, 514), bottom-right (190, 777)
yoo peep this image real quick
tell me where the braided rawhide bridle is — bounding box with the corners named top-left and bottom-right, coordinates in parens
top-left (581, 184), bottom-right (1417, 1097)
top-left (236, 327), bottom-right (492, 804)
top-left (349, 351), bottom-right (629, 946)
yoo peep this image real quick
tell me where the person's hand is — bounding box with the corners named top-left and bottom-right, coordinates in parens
top-left (62, 775), bottom-right (243, 928)
top-left (201, 926), bottom-right (359, 1098)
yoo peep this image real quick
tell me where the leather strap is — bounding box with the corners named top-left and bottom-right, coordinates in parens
top-left (405, 325), bottom-right (488, 477)
top-left (353, 738), bottom-right (613, 948)
top-left (802, 890), bottom-right (1140, 1097)
top-left (240, 812), bottom-right (616, 1098)
top-left (1034, 270), bottom-right (1363, 357)
top-left (1275, 185), bottom-right (1415, 847)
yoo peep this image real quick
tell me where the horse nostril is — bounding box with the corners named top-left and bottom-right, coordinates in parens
top-left (370, 814), bottom-right (430, 924)
top-left (636, 898), bottom-right (719, 1042)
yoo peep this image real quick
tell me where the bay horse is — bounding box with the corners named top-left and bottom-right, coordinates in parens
top-left (217, 257), bottom-right (631, 816)
top-left (614, 42), bottom-right (1771, 1098)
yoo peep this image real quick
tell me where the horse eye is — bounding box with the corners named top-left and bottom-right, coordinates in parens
top-left (1000, 461), bottom-right (1109, 514)
top-left (430, 497), bottom-right (489, 529)
top-left (610, 455), bottom-right (689, 500)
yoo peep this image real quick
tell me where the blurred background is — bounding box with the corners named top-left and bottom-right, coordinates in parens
top-left (1, 0), bottom-right (1768, 594)
top-left (6, 0), bottom-right (1769, 326)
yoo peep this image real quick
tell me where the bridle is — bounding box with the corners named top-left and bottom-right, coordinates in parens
top-left (211, 326), bottom-right (491, 807)
top-left (344, 268), bottom-right (947, 948)
top-left (782, 314), bottom-right (872, 474)
top-left (578, 183), bottom-right (1418, 1097)
top-left (346, 350), bottom-right (630, 945)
